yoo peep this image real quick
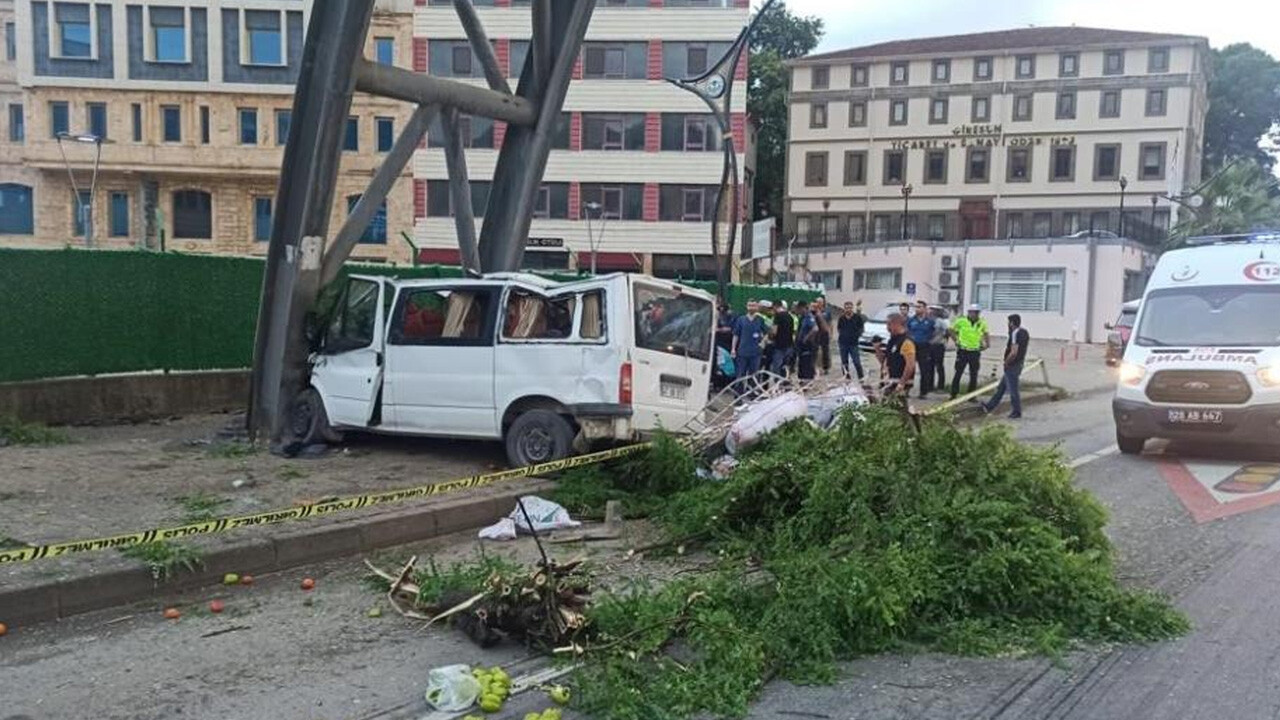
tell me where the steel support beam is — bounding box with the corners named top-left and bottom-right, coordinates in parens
top-left (532, 0), bottom-right (554, 93)
top-left (480, 0), bottom-right (596, 272)
top-left (321, 103), bottom-right (436, 286)
top-left (354, 59), bottom-right (536, 126)
top-left (441, 107), bottom-right (482, 275)
top-left (453, 0), bottom-right (511, 96)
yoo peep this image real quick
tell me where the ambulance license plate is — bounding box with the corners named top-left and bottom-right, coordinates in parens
top-left (1167, 409), bottom-right (1223, 424)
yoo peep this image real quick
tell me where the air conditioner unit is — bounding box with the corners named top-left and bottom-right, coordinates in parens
top-left (937, 289), bottom-right (957, 305)
top-left (938, 271), bottom-right (959, 287)
top-left (940, 254), bottom-right (959, 269)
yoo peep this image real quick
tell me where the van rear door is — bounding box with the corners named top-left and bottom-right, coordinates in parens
top-left (628, 277), bottom-right (715, 430)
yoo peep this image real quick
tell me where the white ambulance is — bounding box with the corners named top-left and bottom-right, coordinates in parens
top-left (1113, 234), bottom-right (1280, 454)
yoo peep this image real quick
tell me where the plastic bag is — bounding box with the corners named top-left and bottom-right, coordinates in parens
top-left (509, 495), bottom-right (580, 533)
top-left (478, 517), bottom-right (518, 541)
top-left (424, 664), bottom-right (482, 711)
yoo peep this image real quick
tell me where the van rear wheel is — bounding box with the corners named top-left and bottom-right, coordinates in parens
top-left (1116, 431), bottom-right (1146, 455)
top-left (505, 410), bottom-right (575, 469)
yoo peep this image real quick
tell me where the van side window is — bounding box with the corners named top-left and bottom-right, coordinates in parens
top-left (503, 291), bottom-right (576, 340)
top-left (390, 288), bottom-right (493, 345)
top-left (324, 278), bottom-right (379, 353)
top-left (580, 291), bottom-right (605, 340)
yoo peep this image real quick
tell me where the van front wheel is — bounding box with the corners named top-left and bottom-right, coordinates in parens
top-left (1116, 431), bottom-right (1146, 455)
top-left (291, 388), bottom-right (343, 445)
top-left (505, 410), bottom-right (575, 469)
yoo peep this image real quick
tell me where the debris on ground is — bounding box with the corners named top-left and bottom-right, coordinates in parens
top-left (478, 495), bottom-right (580, 541)
top-left (424, 664), bottom-right (483, 712)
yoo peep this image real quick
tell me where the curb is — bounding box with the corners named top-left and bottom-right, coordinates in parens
top-left (0, 479), bottom-right (553, 627)
top-left (944, 385), bottom-right (1068, 421)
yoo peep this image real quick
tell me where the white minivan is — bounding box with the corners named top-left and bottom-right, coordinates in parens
top-left (293, 272), bottom-right (715, 466)
top-left (1113, 235), bottom-right (1280, 454)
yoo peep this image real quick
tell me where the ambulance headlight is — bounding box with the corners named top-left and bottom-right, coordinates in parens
top-left (1119, 362), bottom-right (1147, 387)
top-left (1258, 365), bottom-right (1280, 388)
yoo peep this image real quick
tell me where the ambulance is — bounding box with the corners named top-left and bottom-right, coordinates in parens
top-left (1113, 234), bottom-right (1280, 454)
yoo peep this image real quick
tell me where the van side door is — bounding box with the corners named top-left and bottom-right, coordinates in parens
top-left (309, 276), bottom-right (387, 428)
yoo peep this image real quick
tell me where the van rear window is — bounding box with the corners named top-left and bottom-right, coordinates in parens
top-left (633, 284), bottom-right (713, 360)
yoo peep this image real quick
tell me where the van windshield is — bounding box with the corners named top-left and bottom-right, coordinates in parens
top-left (1134, 286), bottom-right (1280, 347)
top-left (633, 284), bottom-right (714, 361)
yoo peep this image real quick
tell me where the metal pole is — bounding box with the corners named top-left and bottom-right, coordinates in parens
top-left (441, 107), bottom-right (482, 275)
top-left (453, 0), bottom-right (512, 95)
top-left (354, 60), bottom-right (537, 126)
top-left (1118, 176), bottom-right (1128, 238)
top-left (87, 138), bottom-right (101, 248)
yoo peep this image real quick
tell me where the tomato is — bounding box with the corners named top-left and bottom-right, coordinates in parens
top-left (163, 608), bottom-right (181, 620)
top-left (0, 622), bottom-right (9, 636)
top-left (300, 578), bottom-right (316, 590)
top-left (209, 600), bottom-right (225, 614)
top-left (240, 575), bottom-right (255, 586)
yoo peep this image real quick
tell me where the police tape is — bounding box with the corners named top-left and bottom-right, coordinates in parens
top-left (0, 443), bottom-right (649, 566)
top-left (924, 358), bottom-right (1046, 416)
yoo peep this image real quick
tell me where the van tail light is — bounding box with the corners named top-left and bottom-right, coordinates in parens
top-left (619, 362), bottom-right (633, 405)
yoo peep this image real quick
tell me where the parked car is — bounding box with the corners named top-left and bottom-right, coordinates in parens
top-left (1066, 229), bottom-right (1120, 240)
top-left (1104, 299), bottom-right (1140, 365)
top-left (294, 272), bottom-right (716, 467)
top-left (859, 303), bottom-right (951, 353)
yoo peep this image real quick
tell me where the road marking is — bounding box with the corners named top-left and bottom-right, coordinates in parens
top-left (1068, 444), bottom-right (1119, 469)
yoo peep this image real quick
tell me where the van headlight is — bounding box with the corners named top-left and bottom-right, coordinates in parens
top-left (1258, 365), bottom-right (1280, 387)
top-left (1118, 362), bottom-right (1147, 386)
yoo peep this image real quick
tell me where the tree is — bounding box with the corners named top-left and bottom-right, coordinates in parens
top-left (1167, 160), bottom-right (1280, 247)
top-left (747, 2), bottom-right (823, 223)
top-left (1204, 44), bottom-right (1280, 173)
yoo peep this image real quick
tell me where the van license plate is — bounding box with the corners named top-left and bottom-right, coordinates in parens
top-left (1167, 409), bottom-right (1223, 424)
top-left (660, 383), bottom-right (687, 400)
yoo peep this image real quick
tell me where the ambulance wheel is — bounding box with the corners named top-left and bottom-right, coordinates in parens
top-left (1116, 432), bottom-right (1146, 455)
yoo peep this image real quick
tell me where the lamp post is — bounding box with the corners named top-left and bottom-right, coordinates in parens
top-left (1117, 175), bottom-right (1128, 238)
top-left (55, 132), bottom-right (104, 248)
top-left (1149, 194), bottom-right (1159, 243)
top-left (900, 183), bottom-right (913, 241)
top-left (583, 201), bottom-right (605, 274)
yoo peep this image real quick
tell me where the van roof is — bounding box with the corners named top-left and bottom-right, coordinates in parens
top-left (1148, 242), bottom-right (1280, 290)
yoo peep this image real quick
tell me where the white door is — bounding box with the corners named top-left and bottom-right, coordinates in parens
top-left (383, 285), bottom-right (499, 437)
top-left (310, 276), bottom-right (386, 428)
top-left (628, 278), bottom-right (715, 431)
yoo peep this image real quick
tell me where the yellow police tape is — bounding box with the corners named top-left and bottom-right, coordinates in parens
top-left (0, 443), bottom-right (648, 565)
top-left (924, 358), bottom-right (1045, 416)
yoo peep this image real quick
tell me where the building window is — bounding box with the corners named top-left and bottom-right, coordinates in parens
top-left (199, 105), bottom-right (209, 144)
top-left (1005, 213), bottom-right (1023, 239)
top-left (451, 44), bottom-right (472, 75)
top-left (375, 37), bottom-right (395, 66)
top-left (72, 190), bottom-right (91, 236)
top-left (805, 151), bottom-right (828, 186)
top-left (1062, 212), bottom-right (1080, 235)
top-left (1015, 54), bottom-right (1035, 79)
top-left (849, 101), bottom-right (866, 127)
top-left (8, 104), bottom-right (23, 142)
top-left (131, 103), bottom-right (142, 142)
top-left (1032, 213), bottom-right (1052, 238)
top-left (929, 97), bottom-right (948, 124)
top-left (172, 190), bottom-right (211, 238)
top-left (890, 61), bottom-right (908, 85)
top-left (851, 63), bottom-right (868, 87)
top-left (245, 10), bottom-right (283, 65)
top-left (150, 7), bottom-right (188, 63)
top-left (872, 215), bottom-right (890, 242)
top-left (1059, 52), bottom-right (1079, 77)
top-left (1099, 90), bottom-right (1121, 118)
top-left (883, 149), bottom-right (905, 185)
top-left (0, 183), bottom-right (35, 234)
top-left (660, 114), bottom-right (719, 151)
top-left (810, 102), bottom-right (827, 128)
top-left (1013, 94), bottom-right (1033, 121)
top-left (275, 109), bottom-right (291, 145)
top-left (581, 183), bottom-right (644, 220)
top-left (843, 150), bottom-right (867, 185)
top-left (587, 41), bottom-right (647, 79)
top-left (161, 105), bottom-right (181, 142)
top-left (57, 4), bottom-right (92, 58)
top-left (972, 268), bottom-right (1064, 313)
top-left (426, 180), bottom-right (492, 217)
top-left (853, 268), bottom-right (901, 290)
top-left (971, 96), bottom-right (990, 122)
top-left (1149, 46), bottom-right (1170, 73)
top-left (685, 44), bottom-right (708, 75)
top-left (530, 182), bottom-right (570, 220)
top-left (428, 113), bottom-right (496, 149)
top-left (254, 197), bottom-right (272, 241)
top-left (927, 214), bottom-right (945, 240)
top-left (50, 101), bottom-right (69, 137)
top-left (1103, 49), bottom-right (1125, 75)
top-left (889, 99), bottom-right (908, 125)
top-left (966, 147), bottom-right (989, 183)
top-left (659, 185), bottom-right (716, 222)
top-left (1094, 144), bottom-right (1121, 180)
top-left (343, 116), bottom-right (358, 151)
top-left (810, 270), bottom-right (842, 291)
top-left (346, 195), bottom-right (388, 243)
top-left (811, 65), bottom-right (829, 89)
top-left (375, 117), bottom-right (394, 152)
top-left (4, 21), bottom-right (14, 62)
top-left (109, 192), bottom-right (129, 237)
top-left (974, 56), bottom-right (992, 81)
top-left (1007, 147), bottom-right (1031, 182)
top-left (582, 113), bottom-right (645, 150)
top-left (932, 58), bottom-right (950, 83)
top-left (238, 108), bottom-right (257, 145)
top-left (1145, 88), bottom-right (1167, 117)
top-left (1050, 146), bottom-right (1076, 181)
top-left (924, 149), bottom-right (947, 184)
top-left (86, 102), bottom-right (107, 140)
top-left (1139, 142), bottom-right (1167, 180)
top-left (1056, 91), bottom-right (1076, 120)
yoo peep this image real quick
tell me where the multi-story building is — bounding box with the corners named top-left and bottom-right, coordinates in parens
top-left (1, 0), bottom-right (415, 260)
top-left (410, 0), bottom-right (752, 278)
top-left (780, 27), bottom-right (1209, 340)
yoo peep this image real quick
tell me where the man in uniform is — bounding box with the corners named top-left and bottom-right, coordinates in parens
top-left (949, 304), bottom-right (990, 398)
top-left (906, 301), bottom-right (936, 398)
top-left (731, 300), bottom-right (768, 380)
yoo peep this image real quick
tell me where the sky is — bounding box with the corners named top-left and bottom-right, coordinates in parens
top-left (779, 0), bottom-right (1280, 59)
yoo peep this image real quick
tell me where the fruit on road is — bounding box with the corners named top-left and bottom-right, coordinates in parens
top-left (209, 600), bottom-right (225, 614)
top-left (300, 578), bottom-right (315, 590)
top-left (163, 608), bottom-right (181, 620)
top-left (367, 607), bottom-right (382, 618)
top-left (222, 573), bottom-right (239, 585)
top-left (0, 622), bottom-right (8, 636)
top-left (548, 685), bottom-right (570, 706)
top-left (240, 575), bottom-right (254, 585)
top-left (478, 694), bottom-right (502, 713)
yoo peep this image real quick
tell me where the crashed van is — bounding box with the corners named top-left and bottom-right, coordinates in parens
top-left (292, 272), bottom-right (715, 466)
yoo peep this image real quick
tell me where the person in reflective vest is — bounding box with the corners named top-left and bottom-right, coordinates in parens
top-left (949, 304), bottom-right (990, 398)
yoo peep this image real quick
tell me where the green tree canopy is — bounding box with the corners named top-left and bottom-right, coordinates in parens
top-left (747, 1), bottom-right (823, 223)
top-left (1167, 160), bottom-right (1280, 247)
top-left (1204, 44), bottom-right (1280, 173)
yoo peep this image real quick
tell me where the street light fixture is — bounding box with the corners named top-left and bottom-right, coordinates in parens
top-left (900, 183), bottom-right (914, 241)
top-left (1117, 175), bottom-right (1128, 238)
top-left (55, 131), bottom-right (104, 248)
top-left (583, 201), bottom-right (606, 275)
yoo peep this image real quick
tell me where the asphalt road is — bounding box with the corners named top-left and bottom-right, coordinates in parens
top-left (6, 390), bottom-right (1280, 720)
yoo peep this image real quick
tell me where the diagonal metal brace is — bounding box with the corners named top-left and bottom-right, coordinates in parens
top-left (441, 107), bottom-right (482, 275)
top-left (453, 0), bottom-right (511, 95)
top-left (354, 59), bottom-right (537, 126)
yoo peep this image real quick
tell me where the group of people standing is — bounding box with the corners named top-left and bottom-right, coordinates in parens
top-left (719, 297), bottom-right (836, 382)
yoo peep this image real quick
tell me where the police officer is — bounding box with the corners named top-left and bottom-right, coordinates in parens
top-left (906, 301), bottom-right (936, 398)
top-left (949, 304), bottom-right (990, 398)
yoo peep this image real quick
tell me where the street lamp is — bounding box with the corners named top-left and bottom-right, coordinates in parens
top-left (583, 201), bottom-right (606, 275)
top-left (55, 132), bottom-right (104, 248)
top-left (1150, 194), bottom-right (1159, 243)
top-left (900, 183), bottom-right (914, 241)
top-left (1117, 175), bottom-right (1128, 238)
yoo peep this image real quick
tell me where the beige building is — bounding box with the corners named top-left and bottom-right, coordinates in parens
top-left (779, 26), bottom-right (1209, 341)
top-left (1, 0), bottom-right (415, 261)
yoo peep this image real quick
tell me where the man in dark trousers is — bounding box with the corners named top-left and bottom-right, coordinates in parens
top-left (875, 313), bottom-right (916, 397)
top-left (715, 302), bottom-right (735, 352)
top-left (905, 300), bottom-right (936, 398)
top-left (949, 304), bottom-right (989, 398)
top-left (769, 300), bottom-right (796, 378)
top-left (836, 300), bottom-right (866, 380)
top-left (731, 300), bottom-right (768, 380)
top-left (982, 314), bottom-right (1030, 418)
top-left (795, 300), bottom-right (818, 380)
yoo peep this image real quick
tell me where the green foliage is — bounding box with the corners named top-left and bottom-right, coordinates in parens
top-left (567, 408), bottom-right (1188, 719)
top-left (551, 433), bottom-right (698, 519)
top-left (0, 416), bottom-right (71, 445)
top-left (176, 492), bottom-right (229, 523)
top-left (1167, 160), bottom-right (1280, 247)
top-left (119, 540), bottom-right (204, 582)
top-left (1205, 44), bottom-right (1280, 173)
top-left (365, 553), bottom-right (523, 606)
